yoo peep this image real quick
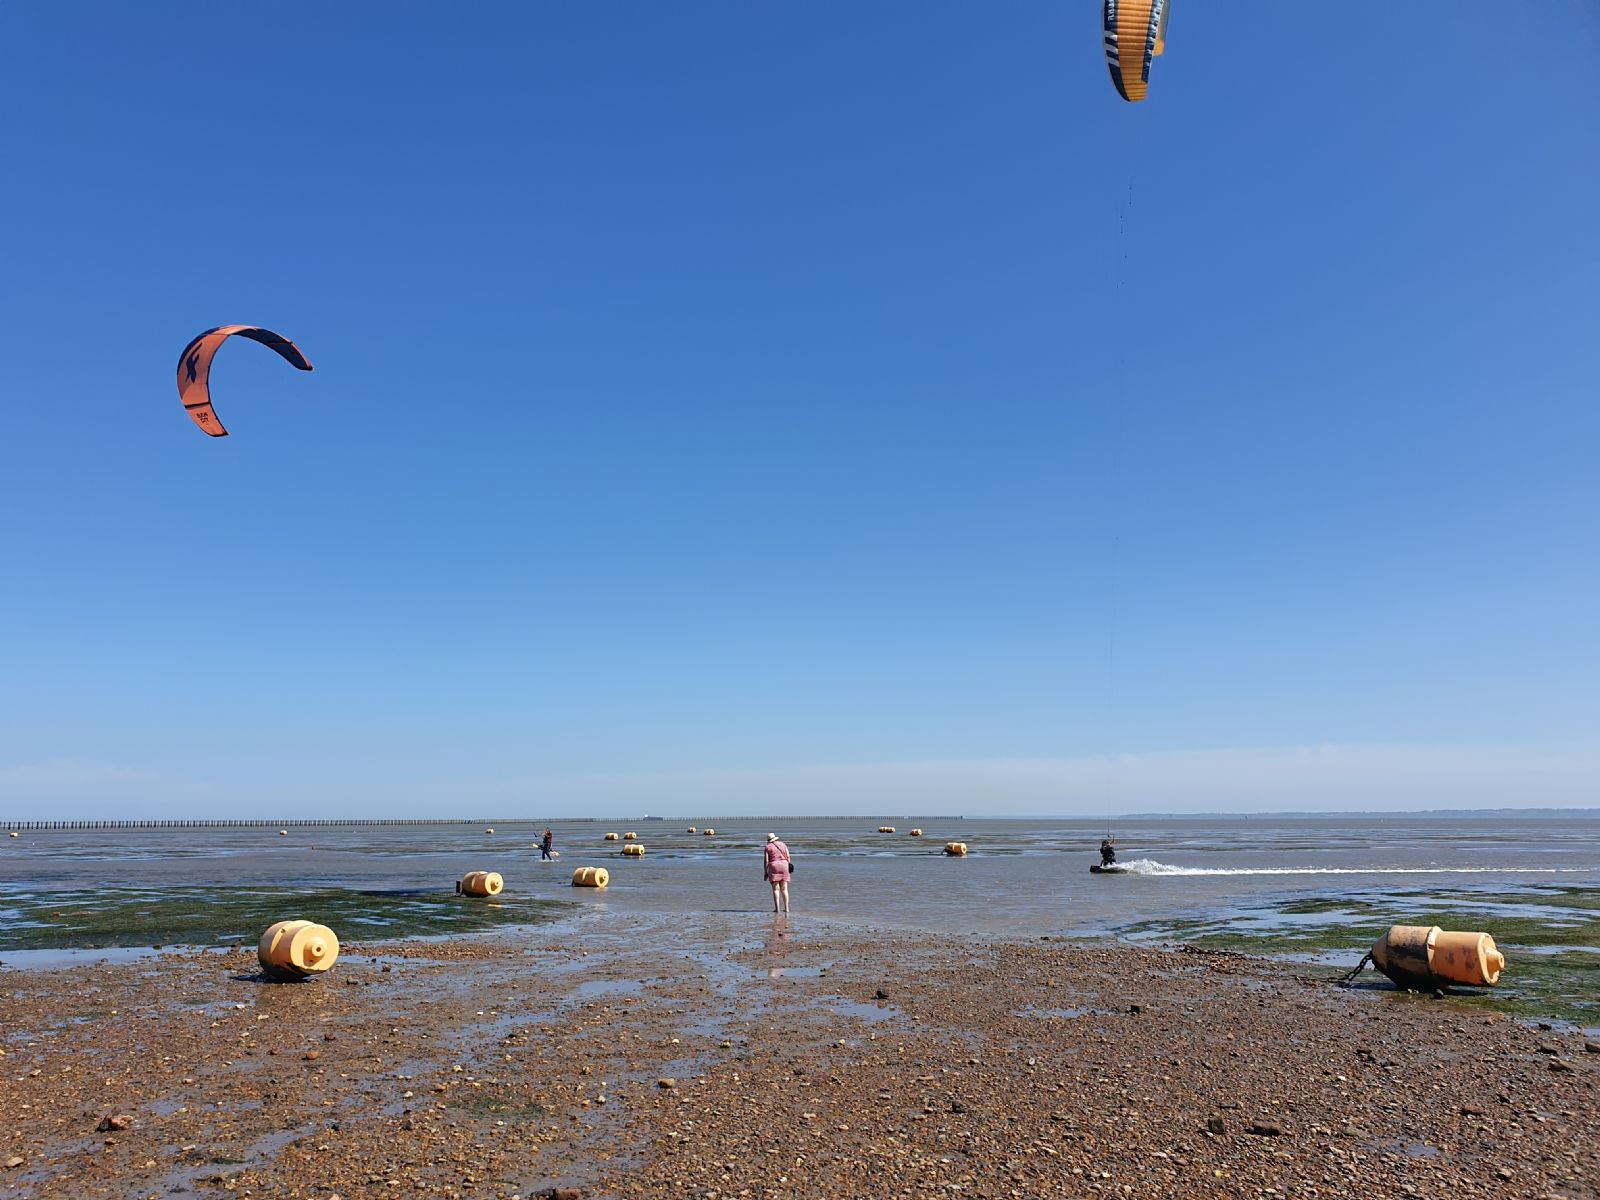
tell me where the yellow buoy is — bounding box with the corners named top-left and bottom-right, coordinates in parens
top-left (944, 842), bottom-right (968, 856)
top-left (702, 828), bottom-right (716, 836)
top-left (686, 826), bottom-right (697, 833)
top-left (604, 832), bottom-right (620, 841)
top-left (623, 831), bottom-right (638, 840)
top-left (572, 866), bottom-right (609, 887)
top-left (621, 843), bottom-right (645, 857)
top-left (1370, 925), bottom-right (1505, 989)
top-left (909, 829), bottom-right (923, 837)
top-left (878, 826), bottom-right (897, 833)
top-left (458, 870), bottom-right (504, 897)
top-left (278, 829), bottom-right (288, 837)
top-left (8, 831), bottom-right (17, 838)
top-left (485, 827), bottom-right (495, 835)
top-left (258, 920), bottom-right (339, 980)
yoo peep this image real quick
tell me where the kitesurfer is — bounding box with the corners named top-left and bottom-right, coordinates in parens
top-left (1099, 837), bottom-right (1117, 868)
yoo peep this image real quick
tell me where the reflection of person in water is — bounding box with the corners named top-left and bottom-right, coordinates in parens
top-left (1099, 838), bottom-right (1117, 867)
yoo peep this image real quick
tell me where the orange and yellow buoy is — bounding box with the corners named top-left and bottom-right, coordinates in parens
top-left (572, 866), bottom-right (609, 887)
top-left (943, 842), bottom-right (969, 857)
top-left (458, 870), bottom-right (504, 897)
top-left (1370, 926), bottom-right (1505, 989)
top-left (258, 920), bottom-right (339, 980)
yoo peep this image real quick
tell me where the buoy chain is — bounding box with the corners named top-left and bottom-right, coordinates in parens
top-left (1335, 952), bottom-right (1373, 986)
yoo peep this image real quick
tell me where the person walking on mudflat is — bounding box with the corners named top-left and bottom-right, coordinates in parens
top-left (541, 828), bottom-right (554, 861)
top-left (763, 833), bottom-right (793, 913)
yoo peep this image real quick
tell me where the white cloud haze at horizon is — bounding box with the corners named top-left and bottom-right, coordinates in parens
top-left (3, 741), bottom-right (1596, 821)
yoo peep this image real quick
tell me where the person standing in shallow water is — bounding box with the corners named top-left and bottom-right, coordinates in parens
top-left (541, 828), bottom-right (554, 861)
top-left (763, 833), bottom-right (792, 913)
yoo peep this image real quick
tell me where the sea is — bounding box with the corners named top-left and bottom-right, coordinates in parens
top-left (2, 813), bottom-right (1596, 1030)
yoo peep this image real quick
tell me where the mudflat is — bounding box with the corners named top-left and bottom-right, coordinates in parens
top-left (2, 912), bottom-right (1595, 1199)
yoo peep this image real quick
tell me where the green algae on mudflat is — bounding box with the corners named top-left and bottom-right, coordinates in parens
top-left (0, 886), bottom-right (569, 952)
top-left (1115, 885), bottom-right (1600, 1029)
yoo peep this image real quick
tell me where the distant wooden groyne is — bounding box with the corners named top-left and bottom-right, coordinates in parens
top-left (0, 819), bottom-right (489, 830)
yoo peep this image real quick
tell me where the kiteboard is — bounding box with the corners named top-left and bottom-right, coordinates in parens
top-left (1089, 864), bottom-right (1127, 875)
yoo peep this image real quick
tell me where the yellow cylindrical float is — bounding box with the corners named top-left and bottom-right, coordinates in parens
top-left (909, 829), bottom-right (923, 837)
top-left (277, 829), bottom-right (288, 836)
top-left (9, 830), bottom-right (19, 838)
top-left (1370, 925), bottom-right (1505, 989)
top-left (878, 826), bottom-right (897, 833)
top-left (623, 831), bottom-right (638, 840)
top-left (621, 843), bottom-right (645, 857)
top-left (258, 920), bottom-right (339, 981)
top-left (702, 828), bottom-right (716, 836)
top-left (686, 826), bottom-right (697, 833)
top-left (604, 832), bottom-right (620, 841)
top-left (458, 870), bottom-right (504, 897)
top-left (572, 866), bottom-right (609, 887)
top-left (485, 827), bottom-right (495, 834)
top-left (944, 842), bottom-right (968, 856)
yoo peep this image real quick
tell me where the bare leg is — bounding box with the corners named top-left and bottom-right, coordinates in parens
top-left (778, 880), bottom-right (790, 913)
top-left (771, 881), bottom-right (781, 912)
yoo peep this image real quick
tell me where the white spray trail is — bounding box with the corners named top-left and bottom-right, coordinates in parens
top-left (1114, 859), bottom-right (1582, 878)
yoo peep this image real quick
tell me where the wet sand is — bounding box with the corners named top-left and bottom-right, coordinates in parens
top-left (1, 912), bottom-right (1596, 1199)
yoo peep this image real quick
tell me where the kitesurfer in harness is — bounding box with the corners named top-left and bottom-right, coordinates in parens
top-left (1099, 837), bottom-right (1117, 868)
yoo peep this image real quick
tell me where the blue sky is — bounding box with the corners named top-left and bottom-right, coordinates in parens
top-left (2, 3), bottom-right (1597, 818)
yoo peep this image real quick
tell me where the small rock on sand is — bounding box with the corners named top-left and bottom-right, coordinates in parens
top-left (657, 1078), bottom-right (676, 1089)
top-left (1246, 1121), bottom-right (1284, 1137)
top-left (1206, 1116), bottom-right (1226, 1134)
top-left (96, 1115), bottom-right (133, 1132)
top-left (6, 1157), bottom-right (24, 1170)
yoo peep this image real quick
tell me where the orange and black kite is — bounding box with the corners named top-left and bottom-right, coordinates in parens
top-left (1103, 0), bottom-right (1169, 103)
top-left (176, 325), bottom-right (313, 436)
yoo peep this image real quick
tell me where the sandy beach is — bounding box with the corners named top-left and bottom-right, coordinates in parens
top-left (2, 912), bottom-right (1595, 1200)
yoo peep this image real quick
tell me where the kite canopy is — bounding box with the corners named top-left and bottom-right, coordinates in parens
top-left (176, 325), bottom-right (313, 436)
top-left (1103, 0), bottom-right (1168, 103)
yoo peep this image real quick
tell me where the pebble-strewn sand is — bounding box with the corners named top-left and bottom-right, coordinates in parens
top-left (2, 913), bottom-right (1595, 1199)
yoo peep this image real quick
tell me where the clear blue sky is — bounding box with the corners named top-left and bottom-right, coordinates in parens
top-left (2, 3), bottom-right (1596, 818)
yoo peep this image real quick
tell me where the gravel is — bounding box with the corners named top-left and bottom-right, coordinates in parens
top-left (1, 915), bottom-right (1595, 1199)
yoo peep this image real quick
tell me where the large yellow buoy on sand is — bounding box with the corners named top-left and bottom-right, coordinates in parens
top-left (687, 826), bottom-right (697, 833)
top-left (944, 842), bottom-right (968, 856)
top-left (909, 829), bottom-right (923, 837)
top-left (702, 828), bottom-right (716, 836)
top-left (621, 843), bottom-right (645, 857)
top-left (258, 920), bottom-right (339, 980)
top-left (572, 866), bottom-right (609, 887)
top-left (458, 871), bottom-right (504, 897)
top-left (604, 832), bottom-right (620, 841)
top-left (1370, 925), bottom-right (1505, 989)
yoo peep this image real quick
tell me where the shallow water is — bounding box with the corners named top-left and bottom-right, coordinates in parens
top-left (3, 813), bottom-right (1596, 1026)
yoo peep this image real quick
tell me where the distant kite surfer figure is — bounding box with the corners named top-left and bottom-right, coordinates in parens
top-left (1099, 838), bottom-right (1117, 868)
top-left (541, 828), bottom-right (554, 861)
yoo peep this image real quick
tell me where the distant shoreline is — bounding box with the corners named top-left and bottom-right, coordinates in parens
top-left (5, 807), bottom-right (1597, 830)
